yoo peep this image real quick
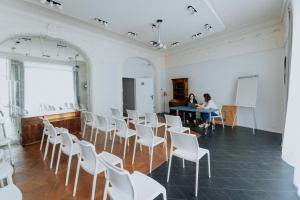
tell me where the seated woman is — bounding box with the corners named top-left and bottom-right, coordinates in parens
top-left (184, 93), bottom-right (198, 124)
top-left (196, 93), bottom-right (219, 129)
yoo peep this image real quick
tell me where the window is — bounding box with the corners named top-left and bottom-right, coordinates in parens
top-left (24, 62), bottom-right (75, 114)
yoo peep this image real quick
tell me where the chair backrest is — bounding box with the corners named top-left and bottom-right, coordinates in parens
top-left (60, 132), bottom-right (74, 153)
top-left (135, 124), bottom-right (154, 143)
top-left (95, 115), bottom-right (109, 131)
top-left (114, 118), bottom-right (128, 137)
top-left (101, 158), bottom-right (135, 200)
top-left (111, 108), bottom-right (122, 119)
top-left (126, 110), bottom-right (139, 121)
top-left (145, 112), bottom-right (158, 127)
top-left (170, 131), bottom-right (199, 155)
top-left (83, 111), bottom-right (94, 122)
top-left (45, 123), bottom-right (58, 139)
top-left (78, 140), bottom-right (98, 174)
top-left (165, 114), bottom-right (182, 128)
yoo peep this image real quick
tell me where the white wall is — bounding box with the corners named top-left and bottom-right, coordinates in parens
top-left (282, 0), bottom-right (300, 197)
top-left (123, 58), bottom-right (154, 78)
top-left (0, 0), bottom-right (165, 116)
top-left (165, 22), bottom-right (286, 133)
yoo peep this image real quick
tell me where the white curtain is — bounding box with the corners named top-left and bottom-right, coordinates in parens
top-left (24, 62), bottom-right (75, 114)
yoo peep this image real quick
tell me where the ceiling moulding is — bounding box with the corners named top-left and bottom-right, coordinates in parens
top-left (166, 18), bottom-right (283, 54)
top-left (0, 0), bottom-right (164, 56)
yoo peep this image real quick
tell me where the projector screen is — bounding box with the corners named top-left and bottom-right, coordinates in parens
top-left (235, 75), bottom-right (258, 108)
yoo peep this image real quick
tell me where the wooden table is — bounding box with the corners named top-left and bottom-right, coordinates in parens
top-left (21, 111), bottom-right (81, 146)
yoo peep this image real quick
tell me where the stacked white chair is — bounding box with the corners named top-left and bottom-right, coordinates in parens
top-left (0, 162), bottom-right (22, 200)
top-left (110, 108), bottom-right (128, 120)
top-left (82, 111), bottom-right (95, 138)
top-left (167, 131), bottom-right (211, 197)
top-left (111, 118), bottom-right (136, 160)
top-left (91, 115), bottom-right (115, 148)
top-left (145, 112), bottom-right (166, 136)
top-left (40, 118), bottom-right (50, 151)
top-left (43, 123), bottom-right (66, 169)
top-left (126, 109), bottom-right (144, 126)
top-left (73, 141), bottom-right (123, 200)
top-left (55, 132), bottom-right (81, 186)
top-left (211, 106), bottom-right (225, 128)
top-left (132, 124), bottom-right (168, 173)
top-left (0, 113), bottom-right (14, 165)
top-left (164, 114), bottom-right (190, 135)
top-left (101, 157), bottom-right (167, 200)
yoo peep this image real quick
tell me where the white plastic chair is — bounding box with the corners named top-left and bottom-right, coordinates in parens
top-left (101, 157), bottom-right (167, 200)
top-left (111, 108), bottom-right (128, 120)
top-left (111, 118), bottom-right (136, 160)
top-left (211, 106), bottom-right (224, 128)
top-left (73, 141), bottom-right (123, 200)
top-left (82, 111), bottom-right (95, 138)
top-left (126, 110), bottom-right (144, 126)
top-left (145, 112), bottom-right (166, 136)
top-left (164, 114), bottom-right (190, 136)
top-left (0, 114), bottom-right (14, 165)
top-left (167, 131), bottom-right (211, 197)
top-left (55, 132), bottom-right (80, 186)
top-left (91, 115), bottom-right (115, 149)
top-left (0, 162), bottom-right (22, 200)
top-left (132, 124), bottom-right (168, 174)
top-left (40, 118), bottom-right (50, 151)
top-left (43, 123), bottom-right (66, 169)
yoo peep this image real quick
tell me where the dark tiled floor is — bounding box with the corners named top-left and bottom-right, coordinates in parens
top-left (151, 126), bottom-right (299, 200)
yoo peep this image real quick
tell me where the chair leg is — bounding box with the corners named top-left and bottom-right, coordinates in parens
top-left (207, 152), bottom-right (211, 178)
top-left (55, 145), bottom-right (62, 174)
top-left (162, 189), bottom-right (167, 200)
top-left (167, 154), bottom-right (173, 183)
top-left (43, 138), bottom-right (49, 160)
top-left (7, 141), bottom-right (13, 165)
top-left (103, 131), bottom-right (108, 150)
top-left (91, 174), bottom-right (97, 200)
top-left (94, 128), bottom-right (98, 146)
top-left (0, 180), bottom-right (4, 187)
top-left (164, 141), bottom-right (168, 161)
top-left (90, 127), bottom-right (94, 142)
top-left (82, 122), bottom-right (87, 138)
top-left (123, 138), bottom-right (128, 160)
top-left (111, 131), bottom-right (116, 153)
top-left (182, 159), bottom-right (185, 168)
top-left (195, 160), bottom-right (199, 197)
top-left (40, 133), bottom-right (45, 151)
top-left (65, 155), bottom-right (73, 186)
top-left (132, 136), bottom-right (137, 164)
top-left (50, 143), bottom-right (57, 169)
top-left (103, 179), bottom-right (109, 200)
top-left (149, 147), bottom-right (154, 174)
top-left (155, 127), bottom-right (158, 136)
top-left (73, 159), bottom-right (81, 197)
top-left (221, 117), bottom-right (225, 128)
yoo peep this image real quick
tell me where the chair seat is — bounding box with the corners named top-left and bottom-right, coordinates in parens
top-left (0, 162), bottom-right (13, 180)
top-left (48, 135), bottom-right (62, 144)
top-left (96, 124), bottom-right (115, 132)
top-left (0, 184), bottom-right (22, 200)
top-left (173, 147), bottom-right (208, 162)
top-left (129, 119), bottom-right (144, 125)
top-left (131, 171), bottom-right (166, 200)
top-left (96, 151), bottom-right (122, 173)
top-left (167, 126), bottom-right (190, 133)
top-left (62, 142), bottom-right (81, 156)
top-left (55, 127), bottom-right (69, 133)
top-left (115, 128), bottom-right (136, 138)
top-left (137, 136), bottom-right (165, 147)
top-left (145, 122), bottom-right (166, 129)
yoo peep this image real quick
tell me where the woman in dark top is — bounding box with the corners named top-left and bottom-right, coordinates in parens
top-left (184, 93), bottom-right (198, 124)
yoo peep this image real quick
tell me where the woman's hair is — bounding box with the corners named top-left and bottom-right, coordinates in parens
top-left (188, 93), bottom-right (195, 100)
top-left (203, 93), bottom-right (211, 102)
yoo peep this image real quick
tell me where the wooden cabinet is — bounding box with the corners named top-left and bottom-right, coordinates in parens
top-left (169, 78), bottom-right (188, 115)
top-left (21, 111), bottom-right (81, 146)
top-left (214, 105), bottom-right (237, 127)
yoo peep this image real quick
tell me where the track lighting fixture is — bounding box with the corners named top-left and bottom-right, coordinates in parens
top-left (187, 5), bottom-right (197, 16)
top-left (150, 19), bottom-right (167, 49)
top-left (170, 42), bottom-right (180, 47)
top-left (94, 18), bottom-right (108, 26)
top-left (40, 0), bottom-right (63, 9)
top-left (204, 24), bottom-right (213, 31)
top-left (192, 32), bottom-right (202, 39)
top-left (127, 32), bottom-right (137, 38)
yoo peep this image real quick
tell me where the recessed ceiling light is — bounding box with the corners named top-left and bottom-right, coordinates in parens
top-left (192, 32), bottom-right (202, 39)
top-left (94, 18), bottom-right (108, 27)
top-left (171, 42), bottom-right (180, 47)
top-left (40, 0), bottom-right (63, 9)
top-left (204, 24), bottom-right (212, 31)
top-left (187, 5), bottom-right (198, 16)
top-left (127, 32), bottom-right (137, 38)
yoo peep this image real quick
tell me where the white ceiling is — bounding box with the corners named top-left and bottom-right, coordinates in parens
top-left (19, 0), bottom-right (285, 49)
top-left (0, 36), bottom-right (85, 62)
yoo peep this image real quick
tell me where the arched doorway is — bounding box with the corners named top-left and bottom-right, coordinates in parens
top-left (122, 57), bottom-right (155, 114)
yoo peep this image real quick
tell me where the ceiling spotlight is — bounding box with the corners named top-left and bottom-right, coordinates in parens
top-left (187, 6), bottom-right (197, 16)
top-left (192, 32), bottom-right (202, 39)
top-left (40, 0), bottom-right (63, 10)
top-left (127, 32), bottom-right (137, 38)
top-left (171, 42), bottom-right (180, 47)
top-left (94, 18), bottom-right (109, 27)
top-left (204, 24), bottom-right (213, 31)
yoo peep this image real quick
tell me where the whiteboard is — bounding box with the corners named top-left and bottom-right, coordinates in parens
top-left (235, 75), bottom-right (258, 108)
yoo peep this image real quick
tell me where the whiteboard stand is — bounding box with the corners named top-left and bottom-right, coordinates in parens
top-left (233, 75), bottom-right (259, 135)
